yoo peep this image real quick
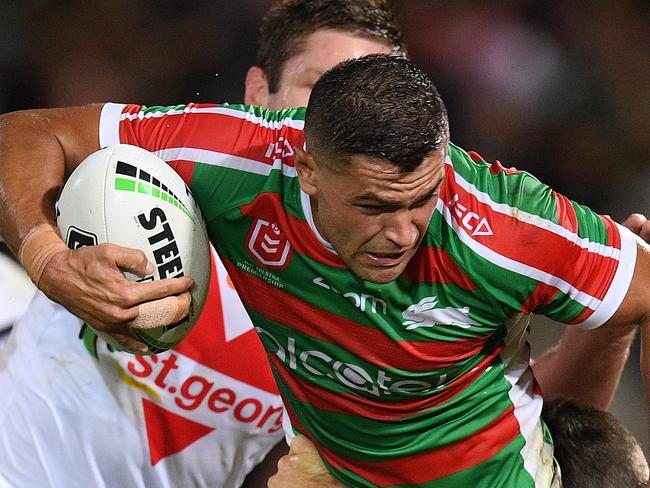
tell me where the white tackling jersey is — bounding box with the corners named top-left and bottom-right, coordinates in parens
top-left (0, 249), bottom-right (284, 488)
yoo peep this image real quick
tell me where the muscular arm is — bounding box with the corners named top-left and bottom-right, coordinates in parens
top-left (600, 241), bottom-right (650, 432)
top-left (0, 105), bottom-right (193, 351)
top-left (0, 105), bottom-right (102, 253)
top-left (531, 324), bottom-right (637, 410)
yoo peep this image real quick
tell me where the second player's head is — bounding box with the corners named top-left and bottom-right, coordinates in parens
top-left (245, 0), bottom-right (405, 109)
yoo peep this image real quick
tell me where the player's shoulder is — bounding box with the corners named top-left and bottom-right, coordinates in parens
top-left (445, 142), bottom-right (551, 210)
top-left (216, 103), bottom-right (306, 130)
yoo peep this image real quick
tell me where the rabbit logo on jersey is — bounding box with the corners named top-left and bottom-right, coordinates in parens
top-left (401, 296), bottom-right (480, 330)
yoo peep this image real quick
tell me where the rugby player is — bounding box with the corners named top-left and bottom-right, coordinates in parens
top-left (0, 3), bottom-right (644, 488)
top-left (3, 52), bottom-right (650, 487)
top-left (0, 1), bottom-right (403, 486)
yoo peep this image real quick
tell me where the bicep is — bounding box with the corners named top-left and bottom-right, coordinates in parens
top-left (46, 103), bottom-right (103, 175)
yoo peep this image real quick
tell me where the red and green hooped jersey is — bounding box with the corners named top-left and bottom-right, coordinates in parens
top-left (100, 102), bottom-right (637, 487)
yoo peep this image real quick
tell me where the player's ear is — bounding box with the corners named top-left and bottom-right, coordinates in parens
top-left (295, 145), bottom-right (318, 196)
top-left (244, 66), bottom-right (270, 106)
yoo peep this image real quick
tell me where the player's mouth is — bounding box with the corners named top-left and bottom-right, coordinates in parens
top-left (366, 250), bottom-right (408, 266)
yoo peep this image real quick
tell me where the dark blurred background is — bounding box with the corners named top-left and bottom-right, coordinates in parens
top-left (0, 0), bottom-right (648, 454)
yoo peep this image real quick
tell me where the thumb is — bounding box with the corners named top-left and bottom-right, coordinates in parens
top-left (289, 435), bottom-right (318, 455)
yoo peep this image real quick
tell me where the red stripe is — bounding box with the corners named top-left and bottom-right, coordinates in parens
top-left (313, 404), bottom-right (521, 486)
top-left (467, 151), bottom-right (521, 175)
top-left (448, 175), bottom-right (620, 301)
top-left (600, 215), bottom-right (621, 249)
top-left (168, 160), bottom-right (195, 187)
top-left (223, 259), bottom-right (492, 372)
top-left (566, 305), bottom-right (596, 325)
top-left (520, 282), bottom-right (560, 314)
top-left (239, 192), bottom-right (346, 269)
top-left (402, 246), bottom-right (477, 290)
top-left (269, 343), bottom-right (504, 420)
top-left (120, 103), bottom-right (304, 170)
top-left (553, 192), bottom-right (578, 233)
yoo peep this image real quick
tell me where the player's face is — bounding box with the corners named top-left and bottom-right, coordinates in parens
top-left (297, 149), bottom-right (447, 283)
top-left (268, 30), bottom-right (393, 109)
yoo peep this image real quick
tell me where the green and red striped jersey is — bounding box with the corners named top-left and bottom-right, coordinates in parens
top-left (100, 102), bottom-right (636, 487)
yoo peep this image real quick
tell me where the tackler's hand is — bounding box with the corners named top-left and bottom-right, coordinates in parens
top-left (268, 435), bottom-right (345, 488)
top-left (622, 213), bottom-right (650, 242)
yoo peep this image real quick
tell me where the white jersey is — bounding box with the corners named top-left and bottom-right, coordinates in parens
top-left (0, 249), bottom-right (284, 488)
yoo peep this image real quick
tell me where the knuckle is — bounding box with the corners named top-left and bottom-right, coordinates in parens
top-left (122, 284), bottom-right (141, 306)
top-left (105, 304), bottom-right (132, 323)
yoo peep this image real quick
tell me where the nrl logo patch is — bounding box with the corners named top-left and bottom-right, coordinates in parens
top-left (246, 218), bottom-right (293, 269)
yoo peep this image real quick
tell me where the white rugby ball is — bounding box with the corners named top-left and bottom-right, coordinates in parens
top-left (56, 144), bottom-right (211, 353)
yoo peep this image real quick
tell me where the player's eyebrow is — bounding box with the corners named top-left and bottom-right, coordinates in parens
top-left (354, 182), bottom-right (443, 208)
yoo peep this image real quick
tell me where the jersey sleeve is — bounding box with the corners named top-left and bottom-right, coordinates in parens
top-left (98, 102), bottom-right (306, 220)
top-left (439, 144), bottom-right (637, 329)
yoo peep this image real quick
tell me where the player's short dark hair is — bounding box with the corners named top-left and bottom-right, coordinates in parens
top-left (305, 54), bottom-right (449, 173)
top-left (257, 0), bottom-right (405, 93)
top-left (543, 399), bottom-right (649, 488)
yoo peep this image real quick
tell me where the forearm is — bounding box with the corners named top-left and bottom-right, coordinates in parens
top-left (0, 112), bottom-right (65, 253)
top-left (0, 105), bottom-right (102, 254)
top-left (532, 324), bottom-right (637, 410)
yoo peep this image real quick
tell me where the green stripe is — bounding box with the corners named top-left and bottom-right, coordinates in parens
top-left (280, 360), bottom-right (513, 460)
top-left (115, 177), bottom-right (135, 191)
top-left (220, 103), bottom-right (306, 122)
top-left (113, 176), bottom-right (196, 225)
top-left (80, 324), bottom-right (99, 359)
top-left (387, 434), bottom-right (533, 488)
top-left (448, 143), bottom-right (557, 222)
top-left (140, 104), bottom-right (187, 115)
top-left (572, 200), bottom-right (609, 244)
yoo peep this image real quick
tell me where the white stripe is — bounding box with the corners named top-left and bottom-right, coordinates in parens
top-left (500, 314), bottom-right (557, 486)
top-left (437, 199), bottom-right (602, 309)
top-left (153, 147), bottom-right (297, 178)
top-left (578, 224), bottom-right (638, 328)
top-left (99, 103), bottom-right (126, 148)
top-left (119, 105), bottom-right (305, 130)
top-left (300, 190), bottom-right (337, 253)
top-left (449, 162), bottom-right (620, 260)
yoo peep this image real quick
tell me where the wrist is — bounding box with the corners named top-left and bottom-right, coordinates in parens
top-left (18, 223), bottom-right (68, 287)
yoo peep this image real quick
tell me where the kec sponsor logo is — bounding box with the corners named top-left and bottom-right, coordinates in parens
top-left (402, 296), bottom-right (480, 330)
top-left (258, 327), bottom-right (447, 397)
top-left (448, 194), bottom-right (493, 236)
top-left (313, 277), bottom-right (387, 315)
top-left (247, 219), bottom-right (293, 269)
top-left (127, 352), bottom-right (283, 433)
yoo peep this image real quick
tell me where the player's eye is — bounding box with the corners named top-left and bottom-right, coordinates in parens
top-left (356, 204), bottom-right (385, 213)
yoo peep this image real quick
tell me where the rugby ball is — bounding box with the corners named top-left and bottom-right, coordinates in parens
top-left (56, 144), bottom-right (211, 353)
